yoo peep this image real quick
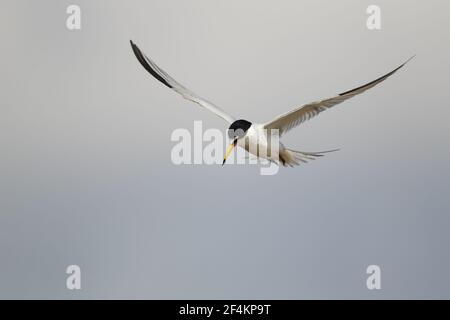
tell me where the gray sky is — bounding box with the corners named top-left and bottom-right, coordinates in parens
top-left (1, 0), bottom-right (450, 298)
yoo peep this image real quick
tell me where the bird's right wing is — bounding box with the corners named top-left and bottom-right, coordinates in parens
top-left (130, 40), bottom-right (236, 124)
top-left (264, 56), bottom-right (414, 137)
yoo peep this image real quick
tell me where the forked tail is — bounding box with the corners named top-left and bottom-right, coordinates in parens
top-left (279, 148), bottom-right (340, 167)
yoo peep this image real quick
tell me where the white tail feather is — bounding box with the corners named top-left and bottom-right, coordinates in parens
top-left (279, 148), bottom-right (340, 167)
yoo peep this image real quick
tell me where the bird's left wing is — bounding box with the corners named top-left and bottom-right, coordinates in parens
top-left (130, 40), bottom-right (236, 124)
top-left (264, 57), bottom-right (414, 137)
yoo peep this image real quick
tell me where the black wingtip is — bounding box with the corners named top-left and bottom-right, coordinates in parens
top-left (338, 56), bottom-right (414, 96)
top-left (129, 40), bottom-right (173, 89)
top-left (403, 54), bottom-right (416, 66)
top-left (130, 40), bottom-right (139, 51)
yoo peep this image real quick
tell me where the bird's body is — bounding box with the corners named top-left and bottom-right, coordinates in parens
top-left (235, 123), bottom-right (334, 166)
top-left (235, 123), bottom-right (275, 162)
top-left (130, 40), bottom-right (412, 167)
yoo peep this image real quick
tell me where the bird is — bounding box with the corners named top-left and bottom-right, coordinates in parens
top-left (130, 40), bottom-right (413, 167)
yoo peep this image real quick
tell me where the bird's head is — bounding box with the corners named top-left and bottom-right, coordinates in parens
top-left (222, 119), bottom-right (252, 165)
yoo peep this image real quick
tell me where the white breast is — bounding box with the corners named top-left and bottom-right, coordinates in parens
top-left (237, 124), bottom-right (284, 161)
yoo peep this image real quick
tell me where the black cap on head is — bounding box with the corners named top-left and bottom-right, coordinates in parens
top-left (228, 119), bottom-right (252, 139)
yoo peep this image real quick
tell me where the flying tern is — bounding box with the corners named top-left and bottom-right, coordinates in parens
top-left (130, 40), bottom-right (412, 167)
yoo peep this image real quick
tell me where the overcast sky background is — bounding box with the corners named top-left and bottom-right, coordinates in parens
top-left (1, 0), bottom-right (450, 299)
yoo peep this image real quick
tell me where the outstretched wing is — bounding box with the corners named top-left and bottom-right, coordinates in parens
top-left (130, 40), bottom-right (235, 124)
top-left (264, 56), bottom-right (414, 136)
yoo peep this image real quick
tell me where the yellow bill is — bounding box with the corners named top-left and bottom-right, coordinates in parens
top-left (222, 139), bottom-right (237, 166)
